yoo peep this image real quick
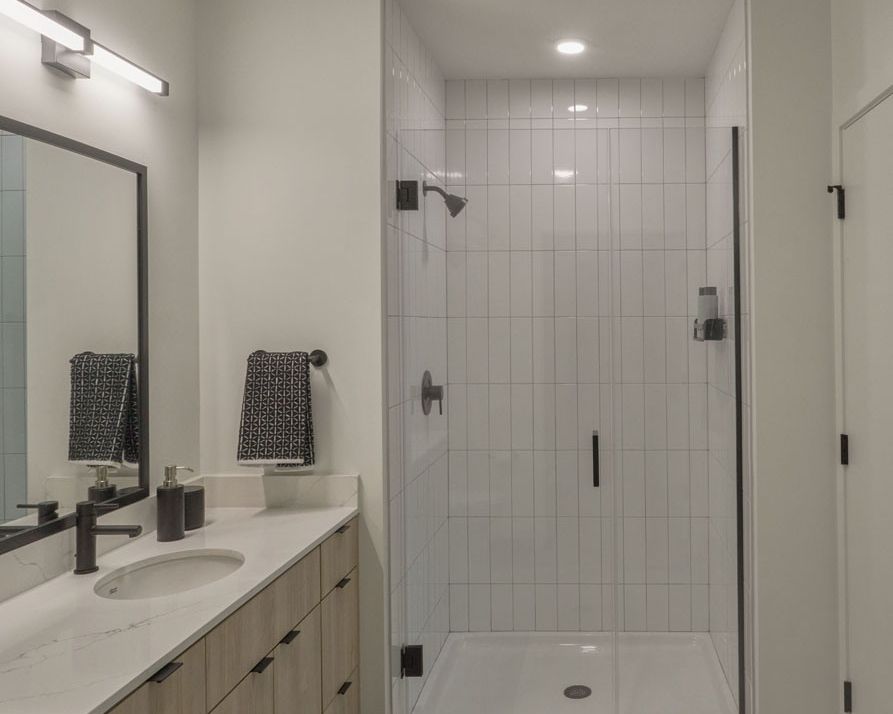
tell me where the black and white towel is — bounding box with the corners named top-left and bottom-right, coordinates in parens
top-left (68, 352), bottom-right (140, 467)
top-left (237, 350), bottom-right (315, 468)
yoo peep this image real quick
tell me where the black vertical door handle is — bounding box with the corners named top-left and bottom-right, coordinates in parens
top-left (592, 431), bottom-right (600, 488)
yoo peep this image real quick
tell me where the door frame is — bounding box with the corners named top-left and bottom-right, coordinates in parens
top-left (834, 81), bottom-right (893, 712)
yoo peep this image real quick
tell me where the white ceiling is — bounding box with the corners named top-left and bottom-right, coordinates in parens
top-left (399, 0), bottom-right (735, 79)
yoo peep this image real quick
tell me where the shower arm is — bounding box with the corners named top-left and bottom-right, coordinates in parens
top-left (422, 181), bottom-right (448, 200)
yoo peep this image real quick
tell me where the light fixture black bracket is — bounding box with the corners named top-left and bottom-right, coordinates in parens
top-left (396, 180), bottom-right (419, 211)
top-left (828, 184), bottom-right (846, 220)
top-left (401, 644), bottom-right (423, 678)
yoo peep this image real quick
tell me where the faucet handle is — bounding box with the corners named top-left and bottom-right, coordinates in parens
top-left (17, 501), bottom-right (59, 524)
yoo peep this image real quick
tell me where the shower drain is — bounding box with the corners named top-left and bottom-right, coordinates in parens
top-left (563, 685), bottom-right (592, 699)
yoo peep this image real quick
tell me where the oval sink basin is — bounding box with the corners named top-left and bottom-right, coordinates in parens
top-left (94, 549), bottom-right (245, 600)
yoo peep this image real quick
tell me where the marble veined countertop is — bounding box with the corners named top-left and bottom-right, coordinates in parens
top-left (0, 505), bottom-right (358, 713)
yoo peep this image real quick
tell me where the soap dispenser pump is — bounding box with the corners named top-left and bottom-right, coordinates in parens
top-left (157, 465), bottom-right (192, 542)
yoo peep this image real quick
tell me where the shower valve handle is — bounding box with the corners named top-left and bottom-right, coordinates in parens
top-left (421, 370), bottom-right (444, 416)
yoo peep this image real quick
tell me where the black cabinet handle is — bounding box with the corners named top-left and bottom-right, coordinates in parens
top-left (149, 661), bottom-right (183, 684)
top-left (251, 657), bottom-right (274, 674)
top-left (336, 524), bottom-right (351, 534)
top-left (592, 431), bottom-right (600, 488)
top-left (336, 576), bottom-right (351, 589)
top-left (338, 681), bottom-right (353, 696)
top-left (280, 629), bottom-right (301, 645)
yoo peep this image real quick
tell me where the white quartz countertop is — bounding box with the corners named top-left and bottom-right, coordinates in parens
top-left (0, 505), bottom-right (358, 713)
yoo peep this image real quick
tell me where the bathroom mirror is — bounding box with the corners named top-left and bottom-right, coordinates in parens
top-left (0, 116), bottom-right (148, 554)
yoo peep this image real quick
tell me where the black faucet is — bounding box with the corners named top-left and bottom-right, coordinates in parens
top-left (74, 501), bottom-right (143, 574)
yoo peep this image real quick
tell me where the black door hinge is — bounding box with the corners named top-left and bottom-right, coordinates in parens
top-left (396, 180), bottom-right (419, 211)
top-left (844, 680), bottom-right (853, 712)
top-left (401, 644), bottom-right (423, 678)
top-left (841, 434), bottom-right (849, 466)
top-left (828, 185), bottom-right (846, 220)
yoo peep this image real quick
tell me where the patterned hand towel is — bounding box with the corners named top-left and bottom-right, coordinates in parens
top-left (237, 350), bottom-right (315, 467)
top-left (68, 352), bottom-right (140, 467)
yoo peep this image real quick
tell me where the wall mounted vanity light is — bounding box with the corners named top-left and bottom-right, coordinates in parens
top-left (90, 42), bottom-right (169, 96)
top-left (0, 0), bottom-right (169, 95)
top-left (0, 0), bottom-right (87, 50)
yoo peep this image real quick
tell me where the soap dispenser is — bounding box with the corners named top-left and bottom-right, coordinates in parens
top-left (157, 465), bottom-right (192, 542)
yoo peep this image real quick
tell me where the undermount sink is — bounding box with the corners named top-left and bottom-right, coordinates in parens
top-left (94, 549), bottom-right (245, 600)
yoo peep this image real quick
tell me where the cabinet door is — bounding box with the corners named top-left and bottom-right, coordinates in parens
top-left (274, 607), bottom-right (322, 714)
top-left (206, 549), bottom-right (319, 709)
top-left (322, 672), bottom-right (359, 714)
top-left (211, 656), bottom-right (275, 714)
top-left (106, 640), bottom-right (205, 714)
top-left (147, 639), bottom-right (206, 714)
top-left (106, 685), bottom-right (150, 714)
top-left (321, 568), bottom-right (358, 708)
top-left (320, 519), bottom-right (358, 596)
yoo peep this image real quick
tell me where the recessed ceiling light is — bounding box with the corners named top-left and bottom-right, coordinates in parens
top-left (556, 39), bottom-right (586, 55)
top-left (569, 104), bottom-right (589, 113)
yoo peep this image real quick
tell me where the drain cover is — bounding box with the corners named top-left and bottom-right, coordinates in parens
top-left (564, 685), bottom-right (592, 699)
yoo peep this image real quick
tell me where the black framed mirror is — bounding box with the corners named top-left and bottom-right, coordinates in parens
top-left (0, 115), bottom-right (148, 555)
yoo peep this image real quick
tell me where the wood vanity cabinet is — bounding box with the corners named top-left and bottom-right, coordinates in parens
top-left (106, 518), bottom-right (358, 714)
top-left (107, 639), bottom-right (206, 714)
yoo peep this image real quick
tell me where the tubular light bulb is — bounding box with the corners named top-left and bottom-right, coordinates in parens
top-left (0, 0), bottom-right (86, 50)
top-left (569, 104), bottom-right (588, 113)
top-left (91, 43), bottom-right (168, 95)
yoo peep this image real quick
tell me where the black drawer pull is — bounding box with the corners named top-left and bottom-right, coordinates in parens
top-left (280, 629), bottom-right (301, 645)
top-left (149, 661), bottom-right (183, 683)
top-left (251, 656), bottom-right (274, 674)
top-left (336, 524), bottom-right (351, 534)
top-left (338, 681), bottom-right (353, 696)
top-left (336, 576), bottom-right (351, 589)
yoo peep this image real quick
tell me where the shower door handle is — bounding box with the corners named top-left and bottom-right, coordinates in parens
top-left (592, 431), bottom-right (599, 488)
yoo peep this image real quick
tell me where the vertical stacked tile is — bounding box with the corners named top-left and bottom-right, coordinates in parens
top-left (384, 2), bottom-right (449, 712)
top-left (705, 0), bottom-right (751, 707)
top-left (444, 77), bottom-right (710, 636)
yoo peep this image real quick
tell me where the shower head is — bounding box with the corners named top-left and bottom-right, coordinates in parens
top-left (423, 181), bottom-right (468, 218)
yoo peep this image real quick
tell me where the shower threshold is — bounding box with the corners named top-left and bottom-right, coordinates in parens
top-left (413, 632), bottom-right (736, 714)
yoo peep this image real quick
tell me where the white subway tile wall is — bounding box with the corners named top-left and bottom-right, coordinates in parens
top-left (705, 0), bottom-right (750, 708)
top-left (385, 2), bottom-right (449, 712)
top-left (0, 133), bottom-right (28, 522)
top-left (444, 77), bottom-right (709, 635)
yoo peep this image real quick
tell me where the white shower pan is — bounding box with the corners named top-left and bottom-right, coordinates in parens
top-left (414, 632), bottom-right (736, 714)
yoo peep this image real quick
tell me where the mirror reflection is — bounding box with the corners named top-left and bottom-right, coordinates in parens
top-left (0, 131), bottom-right (139, 528)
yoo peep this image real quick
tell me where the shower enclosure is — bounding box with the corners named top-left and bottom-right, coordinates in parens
top-left (385, 8), bottom-right (748, 710)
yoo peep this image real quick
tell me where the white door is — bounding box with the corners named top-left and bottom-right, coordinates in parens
top-left (841, 90), bottom-right (893, 712)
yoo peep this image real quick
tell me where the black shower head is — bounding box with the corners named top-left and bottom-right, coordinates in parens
top-left (423, 181), bottom-right (468, 217)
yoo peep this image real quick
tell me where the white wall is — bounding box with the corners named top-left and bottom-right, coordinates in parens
top-left (195, 1), bottom-right (386, 711)
top-left (0, 0), bottom-right (198, 598)
top-left (748, 0), bottom-right (838, 711)
top-left (705, 0), bottom-right (749, 704)
top-left (384, 1), bottom-right (450, 711)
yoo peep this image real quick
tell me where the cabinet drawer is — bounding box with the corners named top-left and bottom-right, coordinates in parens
top-left (106, 640), bottom-right (205, 714)
top-left (210, 655), bottom-right (275, 714)
top-left (206, 548), bottom-right (320, 709)
top-left (273, 606), bottom-right (322, 714)
top-left (320, 519), bottom-right (358, 596)
top-left (321, 568), bottom-right (359, 708)
top-left (322, 672), bottom-right (359, 714)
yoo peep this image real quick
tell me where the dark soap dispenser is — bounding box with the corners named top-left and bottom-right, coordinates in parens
top-left (157, 465), bottom-right (192, 542)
